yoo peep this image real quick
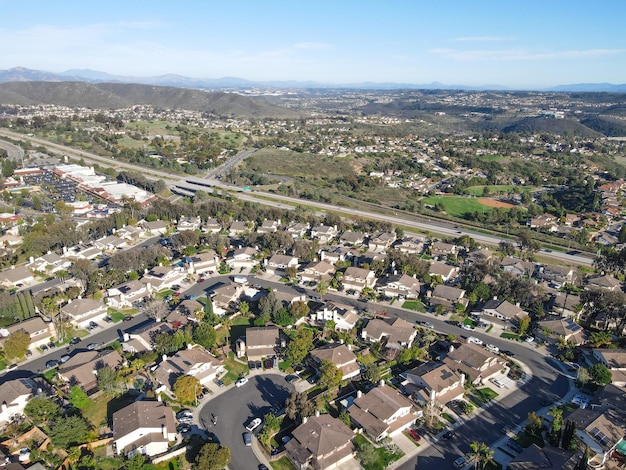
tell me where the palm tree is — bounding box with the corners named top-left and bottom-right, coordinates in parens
top-left (469, 441), bottom-right (494, 469)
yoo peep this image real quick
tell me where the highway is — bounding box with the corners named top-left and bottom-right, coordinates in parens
top-left (0, 129), bottom-right (594, 267)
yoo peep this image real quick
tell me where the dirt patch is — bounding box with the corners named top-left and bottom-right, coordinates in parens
top-left (478, 198), bottom-right (517, 209)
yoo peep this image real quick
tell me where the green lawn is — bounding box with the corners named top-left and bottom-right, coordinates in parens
top-left (271, 457), bottom-right (297, 470)
top-left (464, 184), bottom-right (516, 196)
top-left (402, 300), bottom-right (426, 312)
top-left (107, 307), bottom-right (138, 322)
top-left (222, 352), bottom-right (249, 385)
top-left (354, 434), bottom-right (404, 470)
top-left (473, 387), bottom-right (499, 403)
top-left (82, 393), bottom-right (137, 428)
top-left (441, 413), bottom-right (457, 424)
top-left (422, 195), bottom-right (496, 218)
top-left (500, 332), bottom-right (521, 341)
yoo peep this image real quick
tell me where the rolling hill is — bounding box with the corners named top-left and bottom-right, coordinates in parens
top-left (0, 81), bottom-right (302, 118)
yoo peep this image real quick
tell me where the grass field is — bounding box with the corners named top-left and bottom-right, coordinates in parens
top-left (222, 352), bottom-right (249, 385)
top-left (402, 300), bottom-right (427, 312)
top-left (422, 195), bottom-right (496, 217)
top-left (464, 185), bottom-right (516, 195)
top-left (354, 434), bottom-right (404, 470)
top-left (246, 149), bottom-right (356, 180)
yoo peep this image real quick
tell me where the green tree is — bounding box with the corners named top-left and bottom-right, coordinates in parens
top-left (363, 363), bottom-right (382, 383)
top-left (525, 411), bottom-right (543, 437)
top-left (97, 366), bottom-right (121, 394)
top-left (68, 385), bottom-right (91, 409)
top-left (318, 360), bottom-right (342, 391)
top-left (192, 322), bottom-right (217, 349)
top-left (588, 363), bottom-right (612, 386)
top-left (49, 415), bottom-right (89, 447)
top-left (338, 409), bottom-right (351, 427)
top-left (194, 442), bottom-right (230, 470)
top-left (589, 331), bottom-right (612, 348)
top-left (548, 406), bottom-right (564, 446)
top-left (24, 397), bottom-right (61, 427)
top-left (173, 375), bottom-right (201, 404)
top-left (285, 326), bottom-right (314, 365)
top-left (357, 442), bottom-right (378, 467)
top-left (518, 315), bottom-right (531, 337)
top-left (4, 329), bottom-right (30, 359)
top-left (125, 452), bottom-right (147, 470)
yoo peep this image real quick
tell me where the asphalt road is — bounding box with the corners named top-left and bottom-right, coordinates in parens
top-left (0, 312), bottom-right (154, 383)
top-left (198, 374), bottom-right (294, 470)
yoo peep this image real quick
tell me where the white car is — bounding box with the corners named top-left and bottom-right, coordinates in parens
top-left (485, 344), bottom-right (499, 353)
top-left (246, 417), bottom-right (262, 432)
top-left (524, 336), bottom-right (535, 343)
top-left (467, 336), bottom-right (483, 345)
top-left (235, 377), bottom-right (249, 387)
top-left (461, 324), bottom-right (474, 331)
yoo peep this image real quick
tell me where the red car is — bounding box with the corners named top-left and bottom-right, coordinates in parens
top-left (197, 278), bottom-right (205, 283)
top-left (409, 429), bottom-right (421, 441)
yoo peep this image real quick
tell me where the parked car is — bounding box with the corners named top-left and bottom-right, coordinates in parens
top-left (47, 342), bottom-right (57, 349)
top-left (214, 378), bottom-right (225, 387)
top-left (60, 355), bottom-right (71, 363)
top-left (285, 375), bottom-right (298, 384)
top-left (408, 429), bottom-right (421, 441)
top-left (441, 430), bottom-right (455, 440)
top-left (235, 377), bottom-right (249, 387)
top-left (123, 316), bottom-right (133, 322)
top-left (177, 424), bottom-right (191, 434)
top-left (87, 343), bottom-right (100, 350)
top-left (467, 337), bottom-right (483, 345)
top-left (461, 324), bottom-right (474, 331)
top-left (40, 344), bottom-right (49, 352)
top-left (454, 456), bottom-right (468, 468)
top-left (243, 432), bottom-right (252, 446)
top-left (45, 360), bottom-right (59, 369)
top-left (88, 321), bottom-right (99, 329)
top-left (246, 417), bottom-right (262, 432)
top-left (5, 363), bottom-right (18, 373)
top-left (485, 344), bottom-right (499, 353)
top-left (69, 337), bottom-right (81, 345)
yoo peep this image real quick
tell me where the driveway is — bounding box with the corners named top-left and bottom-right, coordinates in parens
top-left (198, 373), bottom-right (294, 470)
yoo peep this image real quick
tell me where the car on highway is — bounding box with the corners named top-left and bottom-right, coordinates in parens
top-left (235, 377), bottom-right (249, 387)
top-left (45, 360), bottom-right (59, 369)
top-left (246, 417), bottom-right (262, 432)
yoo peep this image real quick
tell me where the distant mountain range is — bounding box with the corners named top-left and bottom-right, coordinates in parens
top-left (1, 66), bottom-right (625, 92)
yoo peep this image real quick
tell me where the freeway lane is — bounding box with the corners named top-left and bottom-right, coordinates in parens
top-left (0, 129), bottom-right (593, 267)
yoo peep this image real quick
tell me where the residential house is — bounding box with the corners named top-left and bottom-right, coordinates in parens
top-left (122, 323), bottom-right (172, 354)
top-left (0, 317), bottom-right (54, 351)
top-left (228, 220), bottom-right (249, 236)
top-left (309, 343), bottom-right (360, 381)
top-left (141, 266), bottom-right (186, 291)
top-left (566, 407), bottom-right (626, 469)
top-left (339, 231), bottom-right (366, 247)
top-left (540, 264), bottom-right (575, 285)
top-left (177, 215), bottom-right (201, 231)
top-left (342, 267), bottom-right (376, 293)
top-left (202, 218), bottom-right (222, 234)
top-left (534, 317), bottom-right (586, 346)
top-left (60, 298), bottom-right (108, 329)
top-left (500, 257), bottom-right (536, 277)
top-left (155, 346), bottom-right (225, 395)
top-left (0, 378), bottom-right (41, 426)
top-left (285, 414), bottom-right (356, 470)
top-left (428, 262), bottom-right (458, 283)
top-left (319, 246), bottom-right (355, 265)
top-left (235, 326), bottom-right (285, 360)
top-left (225, 247), bottom-right (258, 270)
top-left (94, 235), bottom-right (127, 251)
top-left (310, 225), bottom-right (338, 243)
top-left (507, 444), bottom-right (578, 470)
top-left (466, 248), bottom-right (494, 264)
top-left (361, 317), bottom-right (416, 350)
top-left (107, 280), bottom-right (150, 308)
top-left (58, 349), bottom-right (125, 394)
top-left (63, 243), bottom-right (101, 260)
top-left (403, 363), bottom-right (465, 406)
top-left (376, 274), bottom-right (422, 299)
top-left (209, 282), bottom-right (245, 315)
top-left (430, 241), bottom-right (457, 258)
top-left (286, 222), bottom-right (310, 239)
top-left (354, 251), bottom-right (386, 270)
top-left (430, 285), bottom-right (468, 310)
top-left (308, 302), bottom-right (359, 331)
top-left (348, 382), bottom-right (418, 442)
top-left (271, 289), bottom-right (307, 306)
top-left (585, 274), bottom-right (622, 292)
top-left (529, 214), bottom-right (558, 231)
top-left (28, 252), bottom-right (71, 274)
top-left (481, 298), bottom-right (527, 322)
top-left (300, 260), bottom-right (336, 284)
top-left (592, 349), bottom-right (626, 386)
top-left (266, 254), bottom-right (298, 276)
top-left (368, 232), bottom-right (396, 252)
top-left (139, 219), bottom-right (168, 235)
top-left (257, 219), bottom-right (281, 234)
top-left (548, 292), bottom-right (582, 318)
top-left (115, 225), bottom-right (143, 240)
top-left (394, 235), bottom-right (427, 255)
top-left (113, 401), bottom-right (177, 457)
top-left (184, 250), bottom-right (219, 275)
top-left (443, 342), bottom-right (505, 385)
top-left (0, 265), bottom-right (35, 289)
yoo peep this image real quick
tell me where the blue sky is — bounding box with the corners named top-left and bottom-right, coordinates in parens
top-left (2, 0), bottom-right (625, 88)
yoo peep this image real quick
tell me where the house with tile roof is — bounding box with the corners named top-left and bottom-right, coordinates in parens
top-left (403, 362), bottom-right (465, 407)
top-left (361, 317), bottom-right (416, 350)
top-left (376, 274), bottom-right (422, 299)
top-left (342, 267), bottom-right (376, 292)
top-left (58, 349), bottom-right (125, 394)
top-left (308, 302), bottom-right (359, 331)
top-left (0, 378), bottom-right (41, 426)
top-left (60, 298), bottom-right (108, 329)
top-left (592, 349), bottom-right (626, 386)
top-left (113, 401), bottom-right (177, 457)
top-left (348, 382), bottom-right (418, 442)
top-left (481, 298), bottom-right (527, 322)
top-left (309, 343), bottom-right (360, 381)
top-left (430, 285), bottom-right (468, 310)
top-left (154, 345), bottom-right (224, 395)
top-left (534, 317), bottom-right (587, 346)
top-left (0, 317), bottom-right (55, 351)
top-left (443, 342), bottom-right (505, 385)
top-left (235, 326), bottom-right (286, 361)
top-left (284, 414), bottom-right (356, 470)
top-left (300, 260), bottom-right (336, 284)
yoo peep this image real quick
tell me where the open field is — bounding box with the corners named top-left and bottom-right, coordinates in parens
top-left (477, 198), bottom-right (518, 208)
top-left (422, 195), bottom-right (496, 217)
top-left (464, 184), bottom-right (516, 195)
top-left (246, 149), bottom-right (355, 180)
